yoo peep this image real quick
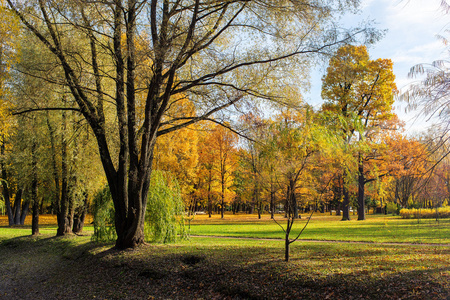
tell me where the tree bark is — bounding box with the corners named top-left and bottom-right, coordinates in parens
top-left (342, 183), bottom-right (351, 221)
top-left (57, 106), bottom-right (71, 236)
top-left (269, 165), bottom-right (276, 219)
top-left (46, 114), bottom-right (61, 221)
top-left (13, 188), bottom-right (23, 225)
top-left (221, 172), bottom-right (225, 219)
top-left (19, 200), bottom-right (29, 226)
top-left (289, 179), bottom-right (299, 219)
top-left (1, 140), bottom-right (14, 225)
top-left (285, 233), bottom-right (290, 262)
top-left (207, 168), bottom-right (213, 218)
top-left (72, 193), bottom-right (88, 234)
top-left (357, 162), bottom-right (366, 221)
top-left (31, 140), bottom-right (39, 235)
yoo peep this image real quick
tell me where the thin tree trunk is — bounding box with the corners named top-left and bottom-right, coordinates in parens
top-left (19, 200), bottom-right (29, 225)
top-left (270, 190), bottom-right (275, 219)
top-left (57, 105), bottom-right (71, 236)
top-left (31, 140), bottom-right (39, 235)
top-left (290, 179), bottom-right (299, 219)
top-left (46, 114), bottom-right (61, 223)
top-left (357, 161), bottom-right (366, 221)
top-left (221, 173), bottom-right (225, 219)
top-left (342, 183), bottom-right (351, 221)
top-left (13, 188), bottom-right (23, 225)
top-left (1, 140), bottom-right (13, 225)
top-left (31, 199), bottom-right (39, 235)
top-left (207, 168), bottom-right (212, 218)
top-left (285, 233), bottom-right (290, 262)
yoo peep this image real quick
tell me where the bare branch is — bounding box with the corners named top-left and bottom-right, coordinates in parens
top-left (12, 107), bottom-right (82, 116)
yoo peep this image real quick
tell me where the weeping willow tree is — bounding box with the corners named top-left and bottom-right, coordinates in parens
top-left (92, 186), bottom-right (116, 243)
top-left (145, 170), bottom-right (186, 243)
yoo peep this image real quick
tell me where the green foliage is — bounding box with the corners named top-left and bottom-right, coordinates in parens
top-left (386, 202), bottom-right (400, 215)
top-left (400, 207), bottom-right (450, 219)
top-left (145, 171), bottom-right (186, 243)
top-left (91, 186), bottom-right (116, 243)
top-left (0, 197), bottom-right (4, 215)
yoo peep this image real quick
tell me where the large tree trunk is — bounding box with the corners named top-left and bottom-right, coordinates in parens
top-left (13, 188), bottom-right (23, 225)
top-left (112, 183), bottom-right (148, 249)
top-left (111, 134), bottom-right (154, 249)
top-left (19, 200), bottom-right (29, 226)
top-left (357, 162), bottom-right (366, 221)
top-left (72, 193), bottom-right (88, 234)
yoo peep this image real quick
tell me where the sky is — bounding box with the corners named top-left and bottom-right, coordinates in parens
top-left (305, 0), bottom-right (450, 135)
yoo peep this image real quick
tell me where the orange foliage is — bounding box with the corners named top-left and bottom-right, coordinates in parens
top-left (0, 214), bottom-right (93, 226)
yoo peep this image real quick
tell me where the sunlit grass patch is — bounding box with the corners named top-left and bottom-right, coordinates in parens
top-left (189, 213), bottom-right (450, 244)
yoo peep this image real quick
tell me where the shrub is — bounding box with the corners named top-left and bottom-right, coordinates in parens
top-left (386, 202), bottom-right (400, 215)
top-left (145, 171), bottom-right (186, 243)
top-left (400, 207), bottom-right (450, 219)
top-left (91, 186), bottom-right (116, 243)
top-left (0, 198), bottom-right (4, 215)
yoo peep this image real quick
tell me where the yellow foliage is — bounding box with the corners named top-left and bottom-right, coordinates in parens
top-left (400, 207), bottom-right (450, 219)
top-left (196, 123), bottom-right (238, 206)
top-left (0, 3), bottom-right (20, 138)
top-left (322, 45), bottom-right (397, 132)
top-left (154, 95), bottom-right (199, 197)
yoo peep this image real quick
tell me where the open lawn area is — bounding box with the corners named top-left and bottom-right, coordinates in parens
top-left (0, 214), bottom-right (449, 299)
top-left (188, 213), bottom-right (450, 245)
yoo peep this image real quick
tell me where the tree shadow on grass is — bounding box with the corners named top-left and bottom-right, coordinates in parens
top-left (0, 236), bottom-right (448, 299)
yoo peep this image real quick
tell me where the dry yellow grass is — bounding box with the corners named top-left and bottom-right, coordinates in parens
top-left (0, 214), bottom-right (93, 226)
top-left (400, 207), bottom-right (450, 219)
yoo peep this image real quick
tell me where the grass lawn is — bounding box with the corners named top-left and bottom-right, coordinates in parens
top-left (188, 213), bottom-right (450, 244)
top-left (0, 213), bottom-right (449, 299)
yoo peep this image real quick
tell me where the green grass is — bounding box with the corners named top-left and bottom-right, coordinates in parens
top-left (0, 233), bottom-right (448, 299)
top-left (0, 215), bottom-right (449, 299)
top-left (189, 214), bottom-right (450, 244)
top-left (0, 225), bottom-right (94, 241)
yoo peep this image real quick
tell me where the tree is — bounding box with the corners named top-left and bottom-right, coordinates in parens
top-left (196, 123), bottom-right (219, 217)
top-left (9, 29), bottom-right (106, 235)
top-left (8, 0), bottom-right (368, 248)
top-left (153, 95), bottom-right (199, 205)
top-left (321, 45), bottom-right (397, 220)
top-left (266, 107), bottom-right (338, 261)
top-left (145, 170), bottom-right (186, 243)
top-left (0, 1), bottom-right (20, 225)
top-left (197, 123), bottom-right (237, 218)
top-left (238, 113), bottom-right (279, 218)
